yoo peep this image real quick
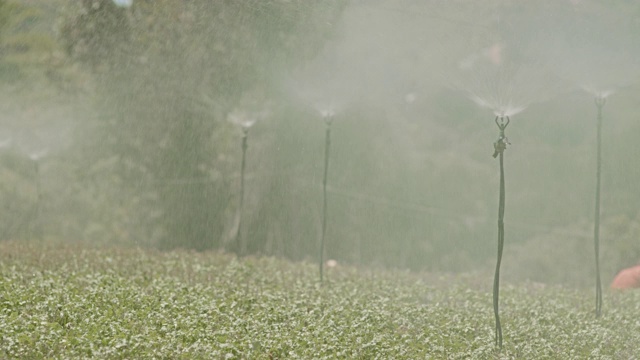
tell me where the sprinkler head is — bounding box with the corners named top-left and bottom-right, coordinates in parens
top-left (583, 85), bottom-right (615, 100)
top-left (112, 0), bottom-right (133, 8)
top-left (320, 109), bottom-right (335, 119)
top-left (29, 149), bottom-right (49, 161)
top-left (239, 118), bottom-right (257, 129)
top-left (494, 115), bottom-right (510, 129)
top-left (228, 109), bottom-right (260, 130)
top-left (404, 93), bottom-right (417, 104)
top-left (0, 138), bottom-right (12, 149)
top-left (323, 114), bottom-right (334, 126)
top-left (493, 106), bottom-right (525, 117)
top-left (315, 101), bottom-right (337, 118)
top-left (492, 116), bottom-right (510, 158)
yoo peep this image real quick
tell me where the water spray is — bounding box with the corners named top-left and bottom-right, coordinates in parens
top-left (492, 114), bottom-right (510, 349)
top-left (319, 110), bottom-right (334, 283)
top-left (593, 95), bottom-right (606, 318)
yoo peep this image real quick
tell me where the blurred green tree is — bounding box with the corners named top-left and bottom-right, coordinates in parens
top-left (62, 0), bottom-right (347, 250)
top-left (0, 0), bottom-right (61, 83)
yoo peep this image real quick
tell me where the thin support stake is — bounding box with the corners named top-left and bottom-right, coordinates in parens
top-left (235, 128), bottom-right (249, 255)
top-left (34, 160), bottom-right (43, 241)
top-left (594, 96), bottom-right (605, 318)
top-left (320, 116), bottom-right (332, 283)
top-left (492, 115), bottom-right (509, 349)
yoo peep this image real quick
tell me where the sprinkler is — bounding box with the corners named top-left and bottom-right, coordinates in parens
top-left (229, 111), bottom-right (258, 255)
top-left (492, 114), bottom-right (510, 349)
top-left (593, 95), bottom-right (606, 318)
top-left (29, 149), bottom-right (48, 241)
top-left (235, 125), bottom-right (250, 255)
top-left (112, 0), bottom-right (133, 8)
top-left (319, 109), bottom-right (334, 283)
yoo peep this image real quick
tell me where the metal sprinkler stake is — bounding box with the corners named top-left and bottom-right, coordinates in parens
top-left (319, 113), bottom-right (333, 283)
top-left (235, 126), bottom-right (250, 255)
top-left (29, 150), bottom-right (47, 241)
top-left (593, 96), bottom-right (606, 318)
top-left (33, 159), bottom-right (43, 241)
top-left (492, 115), bottom-right (510, 349)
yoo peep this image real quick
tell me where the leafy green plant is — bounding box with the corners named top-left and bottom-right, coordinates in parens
top-left (1, 241), bottom-right (639, 358)
top-left (0, 1), bottom-right (60, 83)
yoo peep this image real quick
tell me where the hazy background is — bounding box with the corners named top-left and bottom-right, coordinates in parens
top-left (1, 0), bottom-right (639, 286)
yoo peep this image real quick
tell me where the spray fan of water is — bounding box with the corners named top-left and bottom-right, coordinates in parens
top-left (456, 51), bottom-right (566, 118)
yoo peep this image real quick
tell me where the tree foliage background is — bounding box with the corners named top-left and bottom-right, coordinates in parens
top-left (60, 0), bottom-right (347, 250)
top-left (1, 0), bottom-right (640, 286)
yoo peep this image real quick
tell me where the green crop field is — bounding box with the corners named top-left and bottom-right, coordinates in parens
top-left (0, 241), bottom-right (638, 359)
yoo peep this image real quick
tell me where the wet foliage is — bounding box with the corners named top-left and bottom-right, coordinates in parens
top-left (1, 241), bottom-right (639, 358)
